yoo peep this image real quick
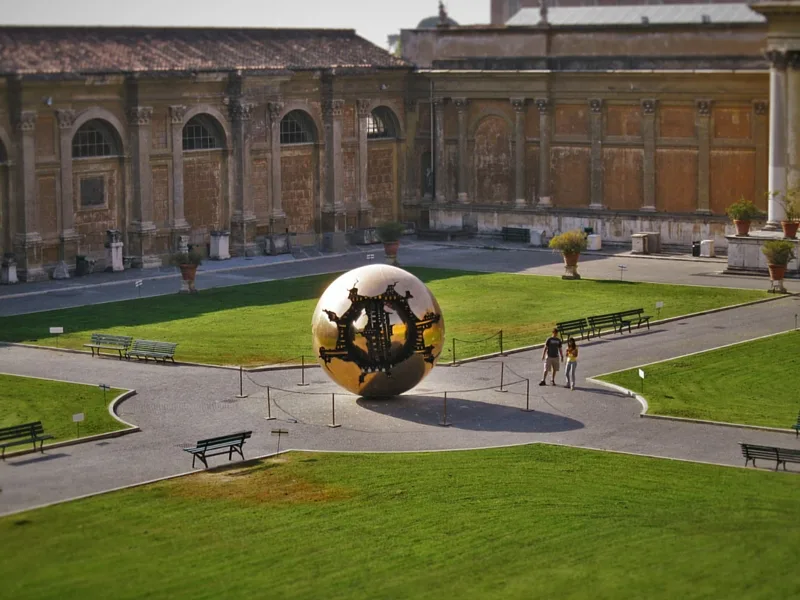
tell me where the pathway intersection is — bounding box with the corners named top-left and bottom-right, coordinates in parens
top-left (1, 242), bottom-right (799, 516)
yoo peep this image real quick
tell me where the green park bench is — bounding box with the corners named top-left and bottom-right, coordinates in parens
top-left (740, 443), bottom-right (800, 471)
top-left (84, 333), bottom-right (133, 359)
top-left (587, 313), bottom-right (627, 339)
top-left (615, 308), bottom-right (652, 332)
top-left (501, 227), bottom-right (530, 243)
top-left (556, 318), bottom-right (589, 340)
top-left (183, 431), bottom-right (253, 469)
top-left (793, 412), bottom-right (800, 438)
top-left (0, 421), bottom-right (54, 459)
top-left (126, 339), bottom-right (178, 363)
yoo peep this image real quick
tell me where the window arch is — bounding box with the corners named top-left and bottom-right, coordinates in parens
top-left (368, 107), bottom-right (399, 140)
top-left (72, 120), bottom-right (120, 158)
top-left (280, 110), bottom-right (316, 145)
top-left (183, 116), bottom-right (223, 151)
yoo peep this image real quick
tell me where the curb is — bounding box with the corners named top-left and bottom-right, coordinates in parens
top-left (587, 377), bottom-right (797, 436)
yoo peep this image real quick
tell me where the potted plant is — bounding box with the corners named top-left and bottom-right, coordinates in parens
top-left (777, 187), bottom-right (800, 239)
top-left (170, 248), bottom-right (203, 293)
top-left (376, 221), bottom-right (405, 265)
top-left (761, 239), bottom-right (795, 283)
top-left (548, 229), bottom-right (588, 267)
top-left (726, 198), bottom-right (764, 237)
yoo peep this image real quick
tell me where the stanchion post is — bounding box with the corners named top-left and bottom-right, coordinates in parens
top-left (298, 355), bottom-right (309, 387)
top-left (499, 362), bottom-right (507, 392)
top-left (265, 386), bottom-right (275, 420)
top-left (522, 378), bottom-right (534, 412)
top-left (499, 330), bottom-right (504, 356)
top-left (439, 391), bottom-right (451, 427)
top-left (452, 338), bottom-right (457, 366)
top-left (328, 393), bottom-right (341, 428)
top-left (236, 366), bottom-right (248, 399)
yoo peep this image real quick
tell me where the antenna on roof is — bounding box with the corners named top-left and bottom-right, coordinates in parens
top-left (539, 0), bottom-right (549, 26)
top-left (437, 1), bottom-right (451, 28)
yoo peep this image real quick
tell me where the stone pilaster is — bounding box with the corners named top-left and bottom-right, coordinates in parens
top-left (265, 101), bottom-right (286, 253)
top-left (56, 109), bottom-right (79, 273)
top-left (536, 98), bottom-right (552, 206)
top-left (356, 98), bottom-right (373, 227)
top-left (403, 99), bottom-right (419, 207)
top-left (322, 98), bottom-right (346, 241)
top-left (229, 98), bottom-right (256, 256)
top-left (787, 51), bottom-right (800, 194)
top-left (589, 98), bottom-right (604, 209)
top-left (765, 50), bottom-right (788, 228)
top-left (454, 97), bottom-right (469, 204)
top-left (510, 98), bottom-right (526, 207)
top-left (433, 96), bottom-right (446, 203)
top-left (13, 110), bottom-right (46, 281)
top-left (169, 105), bottom-right (189, 243)
top-left (127, 105), bottom-right (160, 267)
top-left (695, 99), bottom-right (712, 215)
top-left (641, 99), bottom-right (657, 212)
top-left (753, 100), bottom-right (769, 206)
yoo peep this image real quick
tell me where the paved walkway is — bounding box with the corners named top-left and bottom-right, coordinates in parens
top-left (1, 245), bottom-right (799, 516)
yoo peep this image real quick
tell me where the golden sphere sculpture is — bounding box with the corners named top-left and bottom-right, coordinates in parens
top-left (311, 264), bottom-right (445, 397)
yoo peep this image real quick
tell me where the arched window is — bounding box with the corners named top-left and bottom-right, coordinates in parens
top-left (368, 107), bottom-right (399, 140)
top-left (72, 121), bottom-right (119, 158)
top-left (183, 116), bottom-right (222, 151)
top-left (280, 110), bottom-right (316, 145)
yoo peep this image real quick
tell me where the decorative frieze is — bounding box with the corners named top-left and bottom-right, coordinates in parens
top-left (56, 109), bottom-right (76, 129)
top-left (127, 106), bottom-right (153, 126)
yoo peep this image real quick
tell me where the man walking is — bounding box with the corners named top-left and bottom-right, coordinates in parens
top-left (539, 328), bottom-right (563, 386)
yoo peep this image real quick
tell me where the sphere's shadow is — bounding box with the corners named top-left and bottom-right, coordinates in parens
top-left (356, 394), bottom-right (584, 433)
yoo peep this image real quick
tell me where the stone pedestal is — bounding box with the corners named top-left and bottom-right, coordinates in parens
top-left (52, 262), bottom-right (70, 279)
top-left (210, 231), bottom-right (231, 260)
top-left (129, 223), bottom-right (161, 269)
top-left (562, 265), bottom-right (581, 280)
top-left (631, 233), bottom-right (648, 254)
top-left (266, 233), bottom-right (291, 255)
top-left (726, 230), bottom-right (800, 276)
top-left (1, 256), bottom-right (18, 284)
top-left (322, 231), bottom-right (347, 253)
top-left (700, 239), bottom-right (716, 258)
top-left (14, 236), bottom-right (47, 282)
top-left (105, 229), bottom-right (124, 272)
top-left (587, 234), bottom-right (602, 251)
top-left (177, 235), bottom-right (189, 255)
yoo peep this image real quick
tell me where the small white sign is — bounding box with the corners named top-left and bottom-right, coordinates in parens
top-left (72, 413), bottom-right (85, 423)
top-left (656, 301), bottom-right (664, 309)
top-left (638, 369), bottom-right (645, 379)
top-left (49, 326), bottom-right (64, 334)
top-left (366, 254), bottom-right (375, 260)
top-left (134, 280), bottom-right (143, 288)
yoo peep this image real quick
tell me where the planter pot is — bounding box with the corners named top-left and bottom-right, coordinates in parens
top-left (781, 221), bottom-right (799, 239)
top-left (383, 241), bottom-right (400, 265)
top-left (768, 264), bottom-right (786, 281)
top-left (734, 220), bottom-right (751, 236)
top-left (562, 252), bottom-right (580, 267)
top-left (179, 264), bottom-right (198, 293)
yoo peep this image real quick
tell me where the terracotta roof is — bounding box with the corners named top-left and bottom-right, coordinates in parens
top-left (0, 27), bottom-right (410, 76)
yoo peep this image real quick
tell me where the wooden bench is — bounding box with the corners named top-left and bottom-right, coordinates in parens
top-left (793, 411), bottom-right (799, 438)
top-left (587, 313), bottom-right (627, 339)
top-left (616, 308), bottom-right (652, 332)
top-left (501, 227), bottom-right (530, 244)
top-left (0, 421), bottom-right (54, 459)
top-left (84, 333), bottom-right (133, 359)
top-left (183, 431), bottom-right (253, 469)
top-left (126, 339), bottom-right (177, 363)
top-left (740, 443), bottom-right (800, 471)
top-left (556, 318), bottom-right (589, 341)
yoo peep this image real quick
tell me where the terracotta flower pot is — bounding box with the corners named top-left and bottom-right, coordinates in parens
top-left (383, 241), bottom-right (400, 265)
top-left (179, 264), bottom-right (198, 293)
top-left (768, 264), bottom-right (786, 281)
top-left (562, 252), bottom-right (580, 267)
top-left (734, 220), bottom-right (751, 237)
top-left (781, 221), bottom-right (799, 240)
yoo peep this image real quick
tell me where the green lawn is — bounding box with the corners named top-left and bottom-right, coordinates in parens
top-left (0, 374), bottom-right (128, 443)
top-left (3, 445), bottom-right (799, 599)
top-left (0, 268), bottom-right (768, 366)
top-left (597, 330), bottom-right (800, 429)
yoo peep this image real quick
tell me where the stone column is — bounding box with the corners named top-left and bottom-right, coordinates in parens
top-left (787, 51), bottom-right (800, 194)
top-left (453, 97), bottom-right (469, 204)
top-left (403, 99), bottom-right (419, 207)
top-left (536, 98), bottom-right (552, 206)
top-left (265, 101), bottom-right (287, 253)
top-left (127, 106), bottom-right (160, 268)
top-left (356, 98), bottom-right (373, 227)
top-left (56, 109), bottom-right (79, 276)
top-left (753, 100), bottom-right (769, 205)
top-left (641, 99), bottom-right (657, 212)
top-left (766, 50), bottom-right (788, 228)
top-left (169, 105), bottom-right (189, 244)
top-left (322, 98), bottom-right (346, 249)
top-left (589, 98), bottom-right (604, 209)
top-left (433, 96), bottom-right (447, 203)
top-left (695, 99), bottom-right (712, 215)
top-left (12, 110), bottom-right (46, 281)
top-left (510, 98), bottom-right (527, 207)
top-left (229, 99), bottom-right (256, 256)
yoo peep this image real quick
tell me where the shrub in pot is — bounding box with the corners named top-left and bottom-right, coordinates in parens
top-left (170, 248), bottom-right (203, 293)
top-left (776, 187), bottom-right (800, 239)
top-left (376, 221), bottom-right (405, 265)
top-left (548, 229), bottom-right (588, 267)
top-left (726, 198), bottom-right (764, 237)
top-left (761, 239), bottom-right (795, 282)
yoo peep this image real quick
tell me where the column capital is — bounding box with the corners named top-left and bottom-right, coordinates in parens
top-left (14, 110), bottom-right (36, 132)
top-left (432, 96), bottom-right (446, 110)
top-left (753, 100), bottom-right (769, 116)
top-left (356, 98), bottom-right (372, 118)
top-left (535, 98), bottom-right (550, 114)
top-left (229, 101), bottom-right (255, 122)
top-left (56, 109), bottom-right (76, 129)
top-left (765, 49), bottom-right (789, 70)
top-left (641, 99), bottom-right (657, 115)
top-left (323, 99), bottom-right (345, 118)
top-left (453, 97), bottom-right (469, 112)
top-left (788, 50), bottom-right (800, 70)
top-left (127, 106), bottom-right (153, 126)
top-left (404, 99), bottom-right (417, 113)
top-left (696, 99), bottom-right (712, 117)
top-left (169, 105), bottom-right (187, 124)
top-left (589, 98), bottom-right (603, 114)
top-left (267, 101), bottom-right (285, 125)
top-left (510, 97), bottom-right (526, 113)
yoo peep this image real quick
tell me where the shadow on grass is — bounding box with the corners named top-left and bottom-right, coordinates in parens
top-left (0, 267), bottom-right (471, 343)
top-left (356, 394), bottom-right (583, 433)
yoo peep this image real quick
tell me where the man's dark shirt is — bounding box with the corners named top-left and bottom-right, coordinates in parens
top-left (545, 336), bottom-right (562, 358)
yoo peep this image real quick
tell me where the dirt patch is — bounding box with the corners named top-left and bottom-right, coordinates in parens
top-left (165, 456), bottom-right (351, 505)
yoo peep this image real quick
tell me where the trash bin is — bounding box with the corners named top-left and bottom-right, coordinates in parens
top-left (691, 241), bottom-right (701, 257)
top-left (583, 227), bottom-right (594, 235)
top-left (75, 255), bottom-right (90, 277)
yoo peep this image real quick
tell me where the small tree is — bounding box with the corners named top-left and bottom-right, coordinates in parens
top-left (548, 230), bottom-right (588, 254)
top-left (376, 221), bottom-right (405, 243)
top-left (726, 198), bottom-right (764, 221)
top-left (761, 240), bottom-right (796, 266)
top-left (170, 248), bottom-right (203, 267)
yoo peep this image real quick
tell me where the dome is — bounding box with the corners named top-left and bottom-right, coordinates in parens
top-left (416, 15), bottom-right (459, 28)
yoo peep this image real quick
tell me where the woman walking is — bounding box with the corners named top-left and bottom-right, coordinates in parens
top-left (565, 337), bottom-right (578, 390)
